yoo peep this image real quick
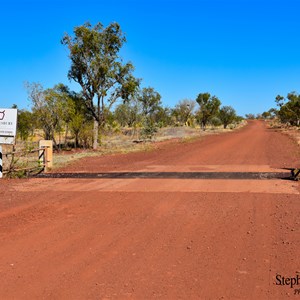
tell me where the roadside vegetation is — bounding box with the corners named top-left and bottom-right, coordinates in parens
top-left (258, 92), bottom-right (300, 147)
top-left (257, 92), bottom-right (300, 127)
top-left (3, 21), bottom-right (245, 176)
top-left (14, 22), bottom-right (243, 152)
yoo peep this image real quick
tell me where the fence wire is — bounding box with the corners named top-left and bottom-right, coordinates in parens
top-left (2, 143), bottom-right (46, 177)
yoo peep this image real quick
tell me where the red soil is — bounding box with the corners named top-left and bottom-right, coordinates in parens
top-left (0, 120), bottom-right (299, 299)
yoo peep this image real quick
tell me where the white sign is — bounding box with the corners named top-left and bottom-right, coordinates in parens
top-left (0, 108), bottom-right (18, 144)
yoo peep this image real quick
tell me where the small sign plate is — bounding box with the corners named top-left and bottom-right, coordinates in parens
top-left (0, 108), bottom-right (17, 144)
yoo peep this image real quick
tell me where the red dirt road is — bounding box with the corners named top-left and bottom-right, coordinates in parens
top-left (0, 121), bottom-right (300, 299)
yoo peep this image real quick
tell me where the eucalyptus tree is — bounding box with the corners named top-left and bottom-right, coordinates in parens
top-left (17, 109), bottom-right (35, 141)
top-left (137, 87), bottom-right (162, 139)
top-left (219, 105), bottom-right (236, 129)
top-left (62, 22), bottom-right (140, 149)
top-left (276, 92), bottom-right (300, 126)
top-left (26, 82), bottom-right (53, 141)
top-left (26, 82), bottom-right (76, 148)
top-left (114, 100), bottom-right (142, 127)
top-left (196, 92), bottom-right (221, 130)
top-left (172, 99), bottom-right (196, 125)
top-left (138, 87), bottom-right (162, 118)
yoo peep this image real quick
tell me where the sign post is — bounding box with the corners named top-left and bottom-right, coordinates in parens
top-left (0, 108), bottom-right (18, 145)
top-left (0, 108), bottom-right (18, 178)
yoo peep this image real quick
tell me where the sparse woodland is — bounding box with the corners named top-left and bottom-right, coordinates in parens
top-left (16, 22), bottom-right (244, 151)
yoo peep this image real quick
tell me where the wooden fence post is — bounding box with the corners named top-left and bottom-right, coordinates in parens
top-left (39, 140), bottom-right (53, 172)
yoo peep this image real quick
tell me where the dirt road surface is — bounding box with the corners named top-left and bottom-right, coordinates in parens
top-left (0, 120), bottom-right (299, 299)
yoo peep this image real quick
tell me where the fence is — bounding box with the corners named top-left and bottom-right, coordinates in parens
top-left (0, 141), bottom-right (52, 178)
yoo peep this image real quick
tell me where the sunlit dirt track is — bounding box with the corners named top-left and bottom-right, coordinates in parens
top-left (0, 120), bottom-right (299, 299)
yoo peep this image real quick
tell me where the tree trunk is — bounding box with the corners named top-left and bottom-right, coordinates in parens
top-left (58, 131), bottom-right (61, 151)
top-left (93, 119), bottom-right (99, 150)
top-left (64, 124), bottom-right (69, 147)
top-left (52, 134), bottom-right (58, 151)
top-left (75, 133), bottom-right (79, 149)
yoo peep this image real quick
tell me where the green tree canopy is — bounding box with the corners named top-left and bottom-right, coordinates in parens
top-left (17, 109), bottom-right (35, 141)
top-left (114, 100), bottom-right (142, 127)
top-left (62, 22), bottom-right (140, 149)
top-left (26, 82), bottom-right (75, 148)
top-left (196, 92), bottom-right (221, 130)
top-left (219, 105), bottom-right (236, 129)
top-left (138, 87), bottom-right (162, 118)
top-left (276, 92), bottom-right (300, 126)
top-left (137, 87), bottom-right (162, 140)
top-left (172, 99), bottom-right (196, 125)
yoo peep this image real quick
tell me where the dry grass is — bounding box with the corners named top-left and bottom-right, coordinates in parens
top-left (279, 128), bottom-right (300, 146)
top-left (1, 123), bottom-right (247, 173)
top-left (52, 123), bottom-right (247, 169)
top-left (266, 119), bottom-right (300, 146)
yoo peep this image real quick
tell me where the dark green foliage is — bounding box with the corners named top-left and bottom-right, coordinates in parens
top-left (138, 87), bottom-right (162, 117)
top-left (219, 106), bottom-right (236, 129)
top-left (26, 82), bottom-right (92, 149)
top-left (137, 87), bottom-right (163, 139)
top-left (17, 109), bottom-right (35, 141)
top-left (62, 22), bottom-right (140, 149)
top-left (268, 108), bottom-right (278, 119)
top-left (196, 93), bottom-right (221, 130)
top-left (152, 106), bottom-right (173, 127)
top-left (140, 118), bottom-right (158, 140)
top-left (114, 100), bottom-right (142, 127)
top-left (276, 92), bottom-right (300, 126)
top-left (235, 116), bottom-right (244, 123)
top-left (261, 111), bottom-right (271, 119)
top-left (210, 116), bottom-right (222, 127)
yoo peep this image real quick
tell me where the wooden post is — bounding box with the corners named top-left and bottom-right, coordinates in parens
top-left (39, 140), bottom-right (53, 172)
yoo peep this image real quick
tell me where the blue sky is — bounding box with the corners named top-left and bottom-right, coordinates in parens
top-left (0, 0), bottom-right (299, 116)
